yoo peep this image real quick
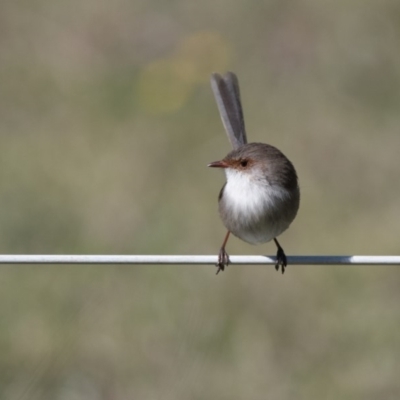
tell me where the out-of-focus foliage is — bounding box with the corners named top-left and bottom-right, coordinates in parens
top-left (1, 0), bottom-right (400, 399)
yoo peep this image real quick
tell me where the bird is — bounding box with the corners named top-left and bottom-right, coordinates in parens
top-left (208, 72), bottom-right (300, 274)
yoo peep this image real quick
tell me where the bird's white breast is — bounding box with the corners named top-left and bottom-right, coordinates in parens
top-left (220, 168), bottom-right (292, 244)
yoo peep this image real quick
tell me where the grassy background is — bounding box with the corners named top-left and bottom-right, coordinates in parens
top-left (1, 0), bottom-right (400, 399)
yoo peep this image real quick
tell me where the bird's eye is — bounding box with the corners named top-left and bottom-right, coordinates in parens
top-left (240, 160), bottom-right (248, 167)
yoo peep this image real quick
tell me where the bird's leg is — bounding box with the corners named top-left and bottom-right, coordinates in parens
top-left (216, 231), bottom-right (231, 274)
top-left (273, 238), bottom-right (287, 274)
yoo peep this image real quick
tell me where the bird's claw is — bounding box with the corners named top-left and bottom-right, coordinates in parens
top-left (216, 248), bottom-right (230, 275)
top-left (275, 247), bottom-right (287, 274)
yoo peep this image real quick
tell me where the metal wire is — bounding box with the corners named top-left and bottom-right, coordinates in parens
top-left (0, 255), bottom-right (399, 265)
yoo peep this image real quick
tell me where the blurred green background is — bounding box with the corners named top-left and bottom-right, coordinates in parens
top-left (1, 0), bottom-right (400, 399)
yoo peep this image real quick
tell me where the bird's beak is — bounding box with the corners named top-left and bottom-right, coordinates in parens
top-left (208, 160), bottom-right (229, 168)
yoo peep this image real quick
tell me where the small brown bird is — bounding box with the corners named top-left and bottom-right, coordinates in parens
top-left (209, 72), bottom-right (300, 274)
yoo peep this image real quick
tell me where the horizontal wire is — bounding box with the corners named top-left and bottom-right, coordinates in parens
top-left (0, 255), bottom-right (399, 265)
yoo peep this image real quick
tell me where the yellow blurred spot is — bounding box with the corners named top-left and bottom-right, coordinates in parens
top-left (138, 31), bottom-right (231, 114)
top-left (175, 31), bottom-right (231, 83)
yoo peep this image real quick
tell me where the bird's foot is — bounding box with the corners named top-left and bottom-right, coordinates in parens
top-left (216, 248), bottom-right (230, 275)
top-left (275, 247), bottom-right (287, 274)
